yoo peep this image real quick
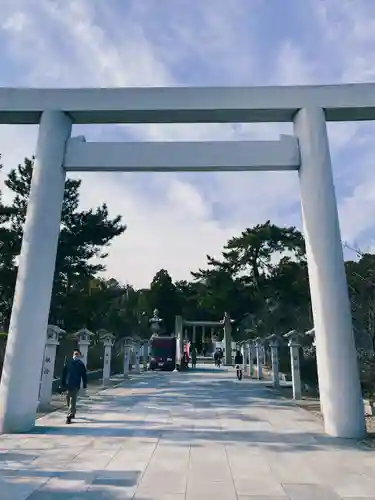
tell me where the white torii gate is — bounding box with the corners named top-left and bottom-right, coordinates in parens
top-left (0, 84), bottom-right (369, 438)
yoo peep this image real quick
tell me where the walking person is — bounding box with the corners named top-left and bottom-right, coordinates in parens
top-left (61, 349), bottom-right (87, 424)
top-left (214, 350), bottom-right (221, 368)
top-left (234, 349), bottom-right (244, 380)
top-left (191, 346), bottom-right (197, 369)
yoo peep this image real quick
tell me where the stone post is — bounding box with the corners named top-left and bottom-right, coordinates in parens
top-left (284, 330), bottom-right (302, 400)
top-left (232, 341), bottom-right (237, 362)
top-left (100, 332), bottom-right (115, 386)
top-left (255, 338), bottom-right (263, 379)
top-left (142, 341), bottom-right (149, 371)
top-left (74, 328), bottom-right (94, 367)
top-left (244, 342), bottom-right (251, 376)
top-left (266, 334), bottom-right (280, 388)
top-left (223, 312), bottom-right (233, 365)
top-left (134, 339), bottom-right (141, 374)
top-left (39, 325), bottom-right (65, 410)
top-left (123, 337), bottom-right (132, 377)
top-left (249, 342), bottom-right (255, 377)
top-left (241, 343), bottom-right (246, 372)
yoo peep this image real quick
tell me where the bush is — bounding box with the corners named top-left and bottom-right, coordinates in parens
top-left (358, 351), bottom-right (375, 399)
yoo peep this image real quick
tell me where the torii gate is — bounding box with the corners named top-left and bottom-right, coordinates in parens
top-left (183, 313), bottom-right (234, 365)
top-left (0, 84), bottom-right (369, 438)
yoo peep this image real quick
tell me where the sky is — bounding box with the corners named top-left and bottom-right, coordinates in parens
top-left (1, 0), bottom-right (375, 288)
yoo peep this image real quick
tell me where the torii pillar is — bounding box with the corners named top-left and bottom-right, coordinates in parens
top-left (0, 110), bottom-right (72, 433)
top-left (100, 331), bottom-right (115, 386)
top-left (295, 107), bottom-right (365, 437)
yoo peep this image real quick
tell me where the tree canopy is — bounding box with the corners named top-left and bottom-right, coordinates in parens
top-left (0, 157), bottom-right (126, 329)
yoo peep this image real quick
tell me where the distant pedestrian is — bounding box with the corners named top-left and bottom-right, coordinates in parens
top-left (61, 349), bottom-right (87, 424)
top-left (182, 351), bottom-right (189, 370)
top-left (214, 350), bottom-right (221, 367)
top-left (191, 347), bottom-right (197, 369)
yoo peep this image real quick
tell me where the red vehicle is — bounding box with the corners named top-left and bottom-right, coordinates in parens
top-left (149, 336), bottom-right (176, 371)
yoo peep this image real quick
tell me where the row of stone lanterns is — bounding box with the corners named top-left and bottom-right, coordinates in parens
top-left (242, 329), bottom-right (315, 400)
top-left (39, 325), bottom-right (112, 410)
top-left (122, 337), bottom-right (149, 377)
top-left (237, 338), bottom-right (263, 380)
top-left (38, 324), bottom-right (148, 411)
top-left (237, 329), bottom-right (308, 401)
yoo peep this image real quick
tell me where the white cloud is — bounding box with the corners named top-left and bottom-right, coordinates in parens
top-left (274, 40), bottom-right (317, 86)
top-left (1, 0), bottom-right (375, 288)
top-left (1, 11), bottom-right (29, 32)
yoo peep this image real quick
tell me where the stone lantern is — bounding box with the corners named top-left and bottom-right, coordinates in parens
top-left (149, 309), bottom-right (163, 335)
top-left (141, 340), bottom-right (150, 371)
top-left (305, 327), bottom-right (316, 347)
top-left (242, 340), bottom-right (250, 377)
top-left (99, 330), bottom-right (115, 386)
top-left (39, 324), bottom-right (65, 410)
top-left (283, 329), bottom-right (303, 400)
top-left (132, 336), bottom-right (141, 374)
top-left (240, 341), bottom-right (247, 372)
top-left (266, 333), bottom-right (280, 388)
top-left (74, 327), bottom-right (95, 367)
top-left (221, 312), bottom-right (234, 365)
top-left (122, 337), bottom-right (133, 377)
top-left (254, 337), bottom-right (263, 379)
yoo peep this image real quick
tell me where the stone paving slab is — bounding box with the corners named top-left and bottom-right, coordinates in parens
top-left (1, 366), bottom-right (375, 499)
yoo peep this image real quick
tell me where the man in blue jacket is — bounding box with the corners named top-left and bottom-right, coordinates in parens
top-left (61, 349), bottom-right (87, 424)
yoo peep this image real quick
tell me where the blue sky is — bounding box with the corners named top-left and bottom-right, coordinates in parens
top-left (1, 0), bottom-right (375, 287)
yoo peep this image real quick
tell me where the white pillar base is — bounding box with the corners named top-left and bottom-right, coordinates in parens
top-left (0, 110), bottom-right (71, 433)
top-left (295, 107), bottom-right (365, 438)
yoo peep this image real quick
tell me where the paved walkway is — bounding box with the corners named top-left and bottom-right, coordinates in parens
top-left (1, 367), bottom-right (375, 499)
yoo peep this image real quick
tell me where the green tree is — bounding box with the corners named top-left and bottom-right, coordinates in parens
top-left (2, 157), bottom-right (127, 326)
top-left (0, 159), bottom-right (18, 325)
top-left (223, 221), bottom-right (305, 286)
top-left (192, 221), bottom-right (307, 336)
top-left (191, 264), bottom-right (249, 325)
top-left (346, 252), bottom-right (375, 351)
top-left (175, 280), bottom-right (206, 320)
top-left (148, 269), bottom-right (180, 334)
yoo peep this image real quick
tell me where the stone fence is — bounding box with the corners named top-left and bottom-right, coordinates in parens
top-left (36, 327), bottom-right (150, 412)
top-left (238, 334), bottom-right (375, 416)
